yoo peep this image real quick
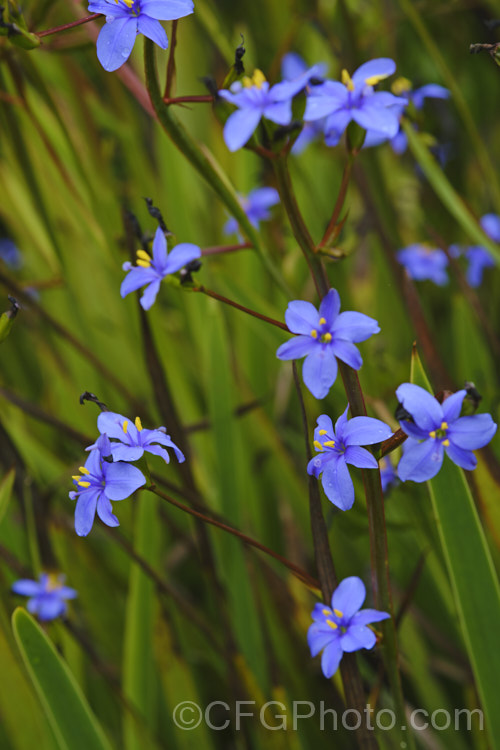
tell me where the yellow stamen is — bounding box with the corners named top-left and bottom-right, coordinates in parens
top-left (136, 249), bottom-right (151, 261)
top-left (122, 420), bottom-right (128, 434)
top-left (391, 76), bottom-right (412, 96)
top-left (77, 481), bottom-right (91, 488)
top-left (341, 69), bottom-right (355, 91)
top-left (326, 619), bottom-right (338, 630)
top-left (121, 0), bottom-right (134, 6)
top-left (136, 259), bottom-right (151, 268)
top-left (322, 333), bottom-right (332, 343)
top-left (440, 422), bottom-right (448, 430)
top-left (318, 317), bottom-right (327, 325)
top-left (135, 416), bottom-right (143, 432)
top-left (242, 69), bottom-right (267, 89)
top-left (310, 329), bottom-right (318, 339)
top-left (318, 430), bottom-right (328, 436)
top-left (429, 430), bottom-right (436, 438)
top-left (72, 475), bottom-right (80, 481)
top-left (79, 466), bottom-right (89, 475)
top-left (323, 440), bottom-right (335, 448)
top-left (443, 439), bottom-right (450, 447)
top-left (322, 608), bottom-right (331, 616)
top-left (313, 440), bottom-right (324, 451)
top-left (364, 72), bottom-right (390, 86)
top-left (333, 608), bottom-right (343, 618)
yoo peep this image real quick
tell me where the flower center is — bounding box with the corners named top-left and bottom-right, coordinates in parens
top-left (314, 430), bottom-right (345, 455)
top-left (116, 0), bottom-right (140, 13)
top-left (341, 69), bottom-right (355, 92)
top-left (242, 69), bottom-right (266, 89)
top-left (72, 465), bottom-right (91, 488)
top-left (323, 607), bottom-right (345, 630)
top-left (428, 421), bottom-right (450, 446)
top-left (135, 248), bottom-right (152, 268)
top-left (310, 317), bottom-right (332, 343)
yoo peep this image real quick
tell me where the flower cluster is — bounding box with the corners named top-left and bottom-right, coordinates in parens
top-left (12, 573), bottom-right (77, 621)
top-left (69, 411), bottom-right (184, 536)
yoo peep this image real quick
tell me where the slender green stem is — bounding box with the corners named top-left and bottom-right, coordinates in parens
top-left (143, 39), bottom-right (290, 296)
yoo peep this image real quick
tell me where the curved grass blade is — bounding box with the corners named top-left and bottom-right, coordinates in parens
top-left (0, 468), bottom-right (15, 527)
top-left (11, 608), bottom-right (113, 750)
top-left (411, 347), bottom-right (500, 748)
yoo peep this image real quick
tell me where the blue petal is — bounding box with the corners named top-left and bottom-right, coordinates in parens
top-left (140, 0), bottom-right (194, 20)
top-left (110, 444), bottom-right (144, 462)
top-left (247, 187), bottom-right (280, 211)
top-left (481, 213), bottom-right (500, 243)
top-left (351, 608), bottom-right (391, 626)
top-left (97, 412), bottom-right (128, 440)
top-left (332, 311), bottom-right (380, 342)
top-left (352, 58), bottom-right (396, 87)
top-left (140, 280), bottom-right (162, 310)
top-left (340, 625), bottom-right (376, 652)
top-left (307, 452), bottom-right (335, 478)
top-left (121, 267), bottom-right (158, 297)
top-left (334, 405), bottom-right (350, 436)
top-left (144, 444), bottom-right (170, 463)
top-left (103, 462), bottom-right (146, 500)
top-left (97, 495), bottom-right (120, 527)
top-left (308, 623), bottom-right (336, 657)
top-left (321, 456), bottom-right (354, 510)
top-left (352, 102), bottom-right (400, 138)
top-left (96, 17), bottom-right (137, 72)
top-left (302, 348), bottom-right (338, 399)
top-left (330, 339), bottom-right (363, 370)
top-left (83, 448), bottom-right (104, 478)
top-left (412, 84), bottom-right (449, 109)
top-left (321, 641), bottom-right (344, 678)
top-left (395, 383), bottom-right (443, 432)
top-left (74, 489), bottom-right (100, 536)
top-left (281, 52), bottom-right (308, 80)
top-left (331, 577), bottom-right (366, 619)
top-left (152, 227), bottom-right (168, 267)
top-left (276, 336), bottom-right (316, 361)
top-left (137, 15), bottom-right (168, 47)
top-left (344, 445), bottom-right (378, 469)
top-left (223, 216), bottom-right (239, 236)
top-left (441, 390), bottom-right (466, 422)
top-left (397, 439), bottom-right (444, 482)
top-left (315, 414), bottom-right (334, 438)
top-left (37, 595), bottom-right (66, 622)
top-left (284, 300), bottom-right (319, 334)
top-left (223, 108), bottom-right (262, 152)
top-left (318, 289), bottom-right (340, 326)
top-left (448, 414), bottom-right (497, 450)
top-left (263, 100), bottom-right (292, 126)
top-left (342, 417), bottom-right (393, 446)
top-left (324, 109), bottom-right (352, 144)
top-left (445, 443), bottom-right (477, 471)
top-left (399, 421), bottom-right (429, 440)
top-left (164, 242), bottom-right (201, 274)
top-left (12, 579), bottom-right (41, 596)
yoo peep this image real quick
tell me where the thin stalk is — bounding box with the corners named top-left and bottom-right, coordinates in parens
top-left (318, 157), bottom-right (353, 248)
top-left (164, 19), bottom-right (178, 99)
top-left (163, 95), bottom-right (214, 105)
top-left (36, 14), bottom-right (100, 38)
top-left (201, 242), bottom-right (252, 256)
top-left (192, 285), bottom-right (287, 330)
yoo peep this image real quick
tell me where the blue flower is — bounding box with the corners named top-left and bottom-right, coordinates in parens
top-left (276, 289), bottom-right (380, 399)
top-left (87, 412), bottom-right (185, 464)
top-left (223, 187), bottom-right (280, 238)
top-left (87, 0), bottom-right (194, 72)
top-left (304, 59), bottom-right (406, 147)
top-left (379, 456), bottom-right (398, 494)
top-left (69, 447), bottom-right (146, 536)
top-left (121, 227), bottom-right (201, 310)
top-left (308, 577), bottom-right (390, 678)
top-left (0, 238), bottom-right (22, 270)
top-left (307, 408), bottom-right (393, 510)
top-left (396, 383), bottom-right (497, 482)
top-left (219, 66), bottom-right (322, 152)
top-left (464, 246), bottom-right (495, 287)
top-left (396, 244), bottom-right (449, 285)
top-left (12, 573), bottom-right (77, 621)
top-left (280, 53), bottom-right (329, 154)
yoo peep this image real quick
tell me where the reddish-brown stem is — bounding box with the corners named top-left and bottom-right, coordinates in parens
top-left (148, 486), bottom-right (319, 589)
top-left (192, 285), bottom-right (288, 330)
top-left (164, 20), bottom-right (178, 99)
top-left (36, 14), bottom-right (100, 38)
top-left (201, 242), bottom-right (252, 256)
top-left (318, 158), bottom-right (353, 248)
top-left (162, 94), bottom-right (214, 105)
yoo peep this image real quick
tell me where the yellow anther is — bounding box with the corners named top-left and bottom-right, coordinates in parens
top-left (318, 429), bottom-right (328, 436)
top-left (323, 440), bottom-right (335, 448)
top-left (252, 69), bottom-right (266, 88)
top-left (242, 76), bottom-right (253, 88)
top-left (341, 69), bottom-right (355, 91)
top-left (326, 619), bottom-right (338, 630)
top-left (136, 249), bottom-right (151, 261)
top-left (135, 416), bottom-right (143, 432)
top-left (443, 439), bottom-right (450, 447)
top-left (364, 72), bottom-right (390, 86)
top-left (122, 420), bottom-right (129, 434)
top-left (77, 481), bottom-right (91, 488)
top-left (319, 317), bottom-right (327, 325)
top-left (79, 466), bottom-right (89, 475)
top-left (429, 431), bottom-right (436, 438)
top-left (72, 475), bottom-right (80, 481)
top-left (46, 574), bottom-right (61, 591)
top-left (313, 440), bottom-right (324, 451)
top-left (322, 608), bottom-right (331, 616)
top-left (333, 608), bottom-right (343, 618)
top-left (136, 259), bottom-right (151, 268)
top-left (440, 422), bottom-right (448, 430)
top-left (310, 329), bottom-right (318, 339)
top-left (322, 333), bottom-right (332, 343)
top-left (391, 76), bottom-right (412, 96)
top-left (121, 0), bottom-right (134, 6)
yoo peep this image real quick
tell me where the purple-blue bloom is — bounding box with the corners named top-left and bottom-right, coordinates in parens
top-left (219, 66), bottom-right (323, 152)
top-left (379, 456), bottom-right (398, 494)
top-left (121, 227), bottom-right (201, 310)
top-left (307, 408), bottom-right (393, 510)
top-left (396, 244), bottom-right (449, 285)
top-left (87, 0), bottom-right (194, 72)
top-left (12, 573), bottom-right (77, 621)
top-left (308, 577), bottom-right (390, 678)
top-left (69, 446), bottom-right (146, 536)
top-left (223, 187), bottom-right (280, 238)
top-left (304, 59), bottom-right (406, 147)
top-left (87, 412), bottom-right (185, 464)
top-left (396, 383), bottom-right (497, 482)
top-left (464, 246), bottom-right (495, 287)
top-left (276, 289), bottom-right (380, 399)
top-left (0, 238), bottom-right (22, 270)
